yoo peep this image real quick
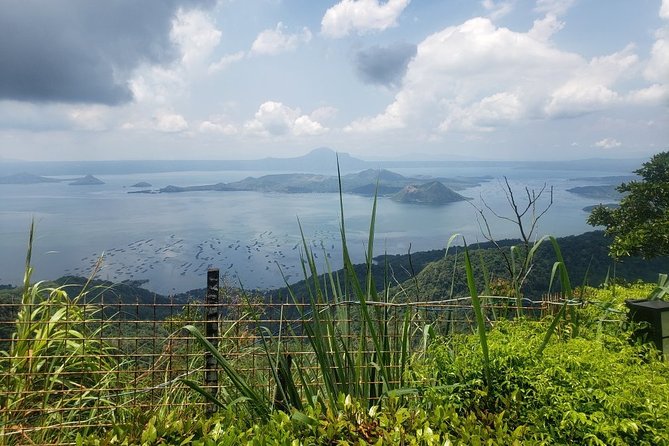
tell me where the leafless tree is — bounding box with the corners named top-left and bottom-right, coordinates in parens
top-left (472, 176), bottom-right (553, 303)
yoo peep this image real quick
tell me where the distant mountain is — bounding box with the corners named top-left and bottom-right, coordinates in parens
top-left (391, 181), bottom-right (466, 205)
top-left (0, 172), bottom-right (61, 184)
top-left (130, 181), bottom-right (152, 188)
top-left (69, 174), bottom-right (104, 186)
top-left (256, 147), bottom-right (368, 172)
top-left (567, 185), bottom-right (622, 200)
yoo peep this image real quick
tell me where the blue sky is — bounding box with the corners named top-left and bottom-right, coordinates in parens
top-left (0, 0), bottom-right (667, 161)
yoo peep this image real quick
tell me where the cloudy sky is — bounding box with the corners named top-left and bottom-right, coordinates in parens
top-left (0, 0), bottom-right (667, 161)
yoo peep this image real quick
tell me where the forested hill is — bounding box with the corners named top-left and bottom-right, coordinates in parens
top-left (271, 231), bottom-right (668, 301)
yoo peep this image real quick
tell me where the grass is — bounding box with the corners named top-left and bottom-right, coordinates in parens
top-left (0, 222), bottom-right (121, 444)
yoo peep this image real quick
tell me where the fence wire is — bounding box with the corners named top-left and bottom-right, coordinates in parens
top-left (0, 282), bottom-right (558, 444)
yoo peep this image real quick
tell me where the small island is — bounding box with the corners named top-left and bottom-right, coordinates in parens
top-left (391, 181), bottom-right (466, 205)
top-left (567, 185), bottom-right (622, 200)
top-left (582, 203), bottom-right (620, 212)
top-left (130, 181), bottom-right (152, 188)
top-left (0, 172), bottom-right (61, 184)
top-left (69, 174), bottom-right (104, 186)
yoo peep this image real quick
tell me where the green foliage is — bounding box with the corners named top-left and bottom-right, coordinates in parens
top-left (418, 314), bottom-right (669, 445)
top-left (397, 231), bottom-right (669, 302)
top-left (0, 223), bottom-right (121, 445)
top-left (588, 151), bottom-right (669, 258)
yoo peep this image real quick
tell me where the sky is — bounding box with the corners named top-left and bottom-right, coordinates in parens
top-left (0, 0), bottom-right (667, 161)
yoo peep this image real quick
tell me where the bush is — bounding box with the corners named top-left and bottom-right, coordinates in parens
top-left (419, 315), bottom-right (669, 445)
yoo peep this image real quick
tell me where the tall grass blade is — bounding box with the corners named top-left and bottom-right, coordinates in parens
top-left (537, 237), bottom-right (573, 356)
top-left (182, 324), bottom-right (270, 420)
top-left (463, 241), bottom-right (491, 386)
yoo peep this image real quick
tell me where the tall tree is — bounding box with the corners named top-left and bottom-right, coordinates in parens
top-left (588, 151), bottom-right (669, 258)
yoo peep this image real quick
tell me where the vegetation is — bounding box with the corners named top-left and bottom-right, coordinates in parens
top-left (588, 151), bottom-right (669, 258)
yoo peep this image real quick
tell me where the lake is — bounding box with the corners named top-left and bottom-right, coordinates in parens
top-left (0, 163), bottom-right (627, 294)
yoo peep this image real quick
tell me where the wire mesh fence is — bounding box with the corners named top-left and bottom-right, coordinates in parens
top-left (0, 269), bottom-right (560, 444)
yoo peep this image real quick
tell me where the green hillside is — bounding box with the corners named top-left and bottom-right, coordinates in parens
top-left (275, 231), bottom-right (668, 302)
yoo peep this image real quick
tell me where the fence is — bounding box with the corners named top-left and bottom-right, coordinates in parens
top-left (0, 269), bottom-right (558, 444)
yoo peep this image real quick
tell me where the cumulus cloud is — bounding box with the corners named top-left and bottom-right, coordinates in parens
top-left (321, 0), bottom-right (410, 38)
top-left (251, 23), bottom-right (312, 55)
top-left (346, 17), bottom-right (654, 135)
top-left (0, 0), bottom-right (215, 105)
top-left (199, 116), bottom-right (238, 135)
top-left (645, 31), bottom-right (669, 83)
top-left (661, 0), bottom-right (669, 19)
top-left (171, 8), bottom-right (221, 68)
top-left (544, 46), bottom-right (638, 118)
top-left (244, 101), bottom-right (327, 136)
top-left (353, 43), bottom-right (417, 86)
top-left (594, 137), bottom-right (622, 149)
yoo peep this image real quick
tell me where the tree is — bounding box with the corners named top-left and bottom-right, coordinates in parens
top-left (588, 151), bottom-right (669, 259)
top-left (473, 177), bottom-right (553, 307)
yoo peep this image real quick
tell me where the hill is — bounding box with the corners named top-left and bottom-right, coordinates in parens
top-left (567, 185), bottom-right (622, 200)
top-left (69, 174), bottom-right (104, 185)
top-left (272, 231), bottom-right (668, 302)
top-left (391, 181), bottom-right (466, 204)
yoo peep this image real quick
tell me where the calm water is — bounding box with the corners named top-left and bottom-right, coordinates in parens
top-left (0, 165), bottom-right (625, 293)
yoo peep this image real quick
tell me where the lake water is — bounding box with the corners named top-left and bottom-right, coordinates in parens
top-left (0, 164), bottom-right (627, 294)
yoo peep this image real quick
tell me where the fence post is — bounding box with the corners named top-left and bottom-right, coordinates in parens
top-left (205, 268), bottom-right (219, 415)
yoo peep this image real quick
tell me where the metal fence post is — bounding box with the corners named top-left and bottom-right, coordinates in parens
top-left (205, 268), bottom-right (219, 414)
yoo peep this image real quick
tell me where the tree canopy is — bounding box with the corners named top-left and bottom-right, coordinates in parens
top-left (588, 151), bottom-right (669, 259)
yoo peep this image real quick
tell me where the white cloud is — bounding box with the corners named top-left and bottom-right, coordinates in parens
top-left (594, 137), bottom-right (622, 149)
top-left (293, 115), bottom-right (326, 136)
top-left (129, 67), bottom-right (185, 105)
top-left (321, 0), bottom-right (410, 38)
top-left (171, 9), bottom-right (221, 68)
top-left (481, 0), bottom-right (515, 20)
top-left (528, 14), bottom-right (565, 41)
top-left (154, 111), bottom-right (189, 133)
top-left (644, 31), bottom-right (669, 83)
top-left (544, 46), bottom-right (638, 117)
top-left (251, 23), bottom-right (312, 55)
top-left (208, 51), bottom-right (246, 73)
top-left (534, 0), bottom-right (576, 16)
top-left (199, 116), bottom-right (238, 135)
top-left (439, 92), bottom-right (523, 132)
top-left (347, 18), bottom-right (649, 136)
top-left (127, 9), bottom-right (221, 111)
top-left (661, 0), bottom-right (669, 19)
top-left (310, 106), bottom-right (338, 123)
top-left (627, 84), bottom-right (669, 105)
top-left (244, 101), bottom-right (327, 136)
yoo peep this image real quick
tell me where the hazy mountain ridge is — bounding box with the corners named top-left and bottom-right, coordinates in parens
top-left (0, 148), bottom-right (646, 177)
